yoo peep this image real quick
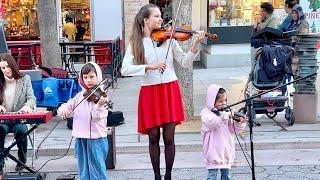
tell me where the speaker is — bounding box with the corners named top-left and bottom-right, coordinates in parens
top-left (4, 172), bottom-right (44, 180)
top-left (56, 174), bottom-right (75, 180)
top-left (106, 126), bottom-right (116, 169)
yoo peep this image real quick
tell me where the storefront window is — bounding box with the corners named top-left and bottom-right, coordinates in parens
top-left (61, 0), bottom-right (91, 41)
top-left (208, 0), bottom-right (286, 27)
top-left (1, 0), bottom-right (40, 40)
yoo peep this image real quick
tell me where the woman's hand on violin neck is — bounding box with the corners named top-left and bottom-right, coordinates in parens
top-left (146, 61), bottom-right (166, 73)
top-left (196, 31), bottom-right (206, 43)
top-left (191, 31), bottom-right (206, 54)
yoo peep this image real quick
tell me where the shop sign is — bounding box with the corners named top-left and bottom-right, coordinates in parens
top-left (300, 0), bottom-right (320, 34)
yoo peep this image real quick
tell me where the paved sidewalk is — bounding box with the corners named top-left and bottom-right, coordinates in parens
top-left (2, 67), bottom-right (320, 179)
top-left (6, 67), bottom-right (320, 153)
top-left (3, 151), bottom-right (320, 180)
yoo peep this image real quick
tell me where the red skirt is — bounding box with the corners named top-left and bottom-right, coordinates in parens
top-left (138, 80), bottom-right (185, 134)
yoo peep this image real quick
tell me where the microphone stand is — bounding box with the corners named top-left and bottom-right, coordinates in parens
top-left (220, 72), bottom-right (317, 180)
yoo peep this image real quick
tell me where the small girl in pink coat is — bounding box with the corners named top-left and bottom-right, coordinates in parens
top-left (201, 84), bottom-right (246, 180)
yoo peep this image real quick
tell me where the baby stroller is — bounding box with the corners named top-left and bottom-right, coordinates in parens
top-left (240, 28), bottom-right (296, 125)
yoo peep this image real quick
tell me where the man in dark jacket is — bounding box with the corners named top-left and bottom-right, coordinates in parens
top-left (75, 20), bottom-right (86, 41)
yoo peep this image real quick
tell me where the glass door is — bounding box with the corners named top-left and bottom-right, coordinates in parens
top-left (60, 0), bottom-right (91, 41)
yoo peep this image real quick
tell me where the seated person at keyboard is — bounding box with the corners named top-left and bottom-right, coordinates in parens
top-left (0, 54), bottom-right (36, 175)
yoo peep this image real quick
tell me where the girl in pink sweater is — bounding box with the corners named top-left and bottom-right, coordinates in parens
top-left (201, 84), bottom-right (246, 180)
top-left (58, 62), bottom-right (109, 180)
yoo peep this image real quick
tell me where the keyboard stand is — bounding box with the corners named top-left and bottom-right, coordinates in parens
top-left (27, 127), bottom-right (36, 168)
top-left (0, 125), bottom-right (41, 174)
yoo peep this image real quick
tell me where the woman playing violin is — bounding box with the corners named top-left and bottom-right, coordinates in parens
top-left (121, 3), bottom-right (205, 180)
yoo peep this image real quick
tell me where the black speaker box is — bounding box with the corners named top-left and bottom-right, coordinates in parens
top-left (56, 174), bottom-right (75, 180)
top-left (107, 111), bottom-right (125, 126)
top-left (4, 172), bottom-right (44, 180)
top-left (106, 126), bottom-right (116, 169)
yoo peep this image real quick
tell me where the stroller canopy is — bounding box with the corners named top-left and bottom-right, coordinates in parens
top-left (252, 45), bottom-right (294, 89)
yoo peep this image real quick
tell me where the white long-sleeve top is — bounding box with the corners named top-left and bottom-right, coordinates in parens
top-left (121, 37), bottom-right (198, 86)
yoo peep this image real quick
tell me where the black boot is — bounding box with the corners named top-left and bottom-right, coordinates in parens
top-left (164, 174), bottom-right (172, 180)
top-left (154, 174), bottom-right (161, 180)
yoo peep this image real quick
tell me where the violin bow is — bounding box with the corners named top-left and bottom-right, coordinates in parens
top-left (164, 0), bottom-right (183, 62)
top-left (163, 19), bottom-right (172, 28)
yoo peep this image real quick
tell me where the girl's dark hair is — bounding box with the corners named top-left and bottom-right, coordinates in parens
top-left (261, 2), bottom-right (274, 14)
top-left (215, 88), bottom-right (226, 102)
top-left (130, 3), bottom-right (159, 65)
top-left (0, 53), bottom-right (24, 104)
top-left (81, 63), bottom-right (96, 76)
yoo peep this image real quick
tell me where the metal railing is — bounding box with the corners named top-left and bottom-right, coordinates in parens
top-left (59, 37), bottom-right (122, 87)
top-left (8, 42), bottom-right (41, 70)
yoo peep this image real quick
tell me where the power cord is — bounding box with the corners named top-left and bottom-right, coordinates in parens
top-left (232, 120), bottom-right (256, 172)
top-left (36, 136), bottom-right (73, 172)
top-left (35, 118), bottom-right (64, 158)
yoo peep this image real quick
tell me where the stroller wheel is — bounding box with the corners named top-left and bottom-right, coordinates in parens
top-left (266, 112), bottom-right (277, 119)
top-left (286, 109), bottom-right (295, 125)
top-left (285, 107), bottom-right (292, 120)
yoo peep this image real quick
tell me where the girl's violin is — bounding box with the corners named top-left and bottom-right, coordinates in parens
top-left (83, 85), bottom-right (113, 109)
top-left (151, 25), bottom-right (218, 43)
top-left (83, 86), bottom-right (107, 104)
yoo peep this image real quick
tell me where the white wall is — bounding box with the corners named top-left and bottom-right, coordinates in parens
top-left (192, 0), bottom-right (201, 31)
top-left (92, 0), bottom-right (122, 41)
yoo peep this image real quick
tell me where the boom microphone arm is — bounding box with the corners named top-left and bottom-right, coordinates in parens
top-left (220, 72), bottom-right (317, 112)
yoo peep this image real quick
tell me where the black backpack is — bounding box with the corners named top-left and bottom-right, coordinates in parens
top-left (107, 111), bottom-right (125, 126)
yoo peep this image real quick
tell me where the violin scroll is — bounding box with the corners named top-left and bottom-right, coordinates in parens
top-left (205, 32), bottom-right (218, 41)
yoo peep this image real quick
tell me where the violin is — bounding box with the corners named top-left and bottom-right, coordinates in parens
top-left (83, 85), bottom-right (114, 109)
top-left (151, 25), bottom-right (218, 43)
top-left (211, 109), bottom-right (245, 122)
top-left (83, 86), bottom-right (107, 104)
top-left (232, 112), bottom-right (246, 122)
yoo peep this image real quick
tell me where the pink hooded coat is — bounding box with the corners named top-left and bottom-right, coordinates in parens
top-left (201, 84), bottom-right (246, 169)
top-left (57, 62), bottom-right (108, 139)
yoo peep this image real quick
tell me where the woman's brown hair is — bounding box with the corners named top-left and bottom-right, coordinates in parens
top-left (0, 53), bottom-right (24, 104)
top-left (130, 3), bottom-right (159, 65)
